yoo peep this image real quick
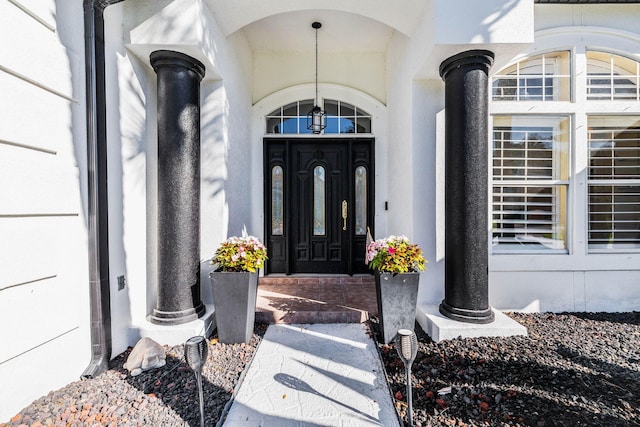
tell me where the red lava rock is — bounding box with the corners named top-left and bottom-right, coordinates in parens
top-left (394, 391), bottom-right (403, 400)
top-left (479, 401), bottom-right (490, 412)
top-left (436, 398), bottom-right (448, 408)
top-left (426, 390), bottom-right (435, 399)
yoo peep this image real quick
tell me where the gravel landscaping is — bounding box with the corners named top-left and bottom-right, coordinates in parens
top-left (374, 312), bottom-right (640, 427)
top-left (3, 313), bottom-right (640, 426)
top-left (2, 324), bottom-right (267, 427)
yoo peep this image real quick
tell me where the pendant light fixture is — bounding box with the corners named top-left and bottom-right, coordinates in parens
top-left (307, 21), bottom-right (325, 134)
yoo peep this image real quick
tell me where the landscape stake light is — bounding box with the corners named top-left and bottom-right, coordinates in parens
top-left (396, 329), bottom-right (418, 427)
top-left (185, 336), bottom-right (208, 427)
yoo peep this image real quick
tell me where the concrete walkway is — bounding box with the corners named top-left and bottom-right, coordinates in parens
top-left (221, 323), bottom-right (401, 427)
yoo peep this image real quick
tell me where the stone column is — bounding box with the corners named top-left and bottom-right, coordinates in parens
top-left (438, 50), bottom-right (495, 324)
top-left (149, 50), bottom-right (206, 325)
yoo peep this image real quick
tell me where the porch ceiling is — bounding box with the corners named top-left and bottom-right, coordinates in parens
top-left (240, 10), bottom-right (393, 53)
top-left (204, 1), bottom-right (427, 52)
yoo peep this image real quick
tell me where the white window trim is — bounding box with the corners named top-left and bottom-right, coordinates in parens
top-left (490, 36), bottom-right (640, 261)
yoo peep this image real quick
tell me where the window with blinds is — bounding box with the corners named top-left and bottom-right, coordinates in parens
top-left (587, 51), bottom-right (640, 101)
top-left (492, 48), bottom-right (640, 254)
top-left (492, 116), bottom-right (569, 251)
top-left (492, 51), bottom-right (571, 102)
top-left (588, 116), bottom-right (640, 250)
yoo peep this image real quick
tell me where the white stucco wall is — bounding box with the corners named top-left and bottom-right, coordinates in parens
top-left (0, 0), bottom-right (90, 421)
top-left (253, 52), bottom-right (386, 105)
top-left (101, 0), bottom-right (255, 353)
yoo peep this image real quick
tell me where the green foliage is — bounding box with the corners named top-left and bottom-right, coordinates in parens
top-left (211, 235), bottom-right (268, 272)
top-left (366, 235), bottom-right (427, 273)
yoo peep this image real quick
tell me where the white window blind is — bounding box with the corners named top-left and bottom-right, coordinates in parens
top-left (588, 116), bottom-right (640, 249)
top-left (492, 117), bottom-right (569, 251)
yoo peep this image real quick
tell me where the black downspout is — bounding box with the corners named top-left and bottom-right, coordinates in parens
top-left (81, 0), bottom-right (125, 379)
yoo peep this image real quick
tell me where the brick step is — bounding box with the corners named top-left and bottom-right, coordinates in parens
top-left (256, 275), bottom-right (377, 324)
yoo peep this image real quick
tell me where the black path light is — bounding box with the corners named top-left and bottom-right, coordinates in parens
top-left (396, 329), bottom-right (418, 426)
top-left (307, 21), bottom-right (326, 134)
top-left (184, 336), bottom-right (208, 427)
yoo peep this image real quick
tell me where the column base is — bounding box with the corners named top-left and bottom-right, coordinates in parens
top-left (439, 300), bottom-right (495, 324)
top-left (135, 304), bottom-right (215, 346)
top-left (417, 304), bottom-right (526, 342)
top-left (148, 301), bottom-right (206, 326)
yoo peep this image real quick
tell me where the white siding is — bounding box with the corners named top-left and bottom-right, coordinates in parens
top-left (0, 0), bottom-right (89, 421)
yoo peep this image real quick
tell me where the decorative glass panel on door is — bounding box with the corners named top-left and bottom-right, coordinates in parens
top-left (355, 166), bottom-right (367, 235)
top-left (271, 166), bottom-right (284, 235)
top-left (313, 166), bottom-right (326, 235)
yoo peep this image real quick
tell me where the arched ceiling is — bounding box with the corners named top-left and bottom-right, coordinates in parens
top-left (241, 10), bottom-right (394, 53)
top-left (205, 1), bottom-right (428, 52)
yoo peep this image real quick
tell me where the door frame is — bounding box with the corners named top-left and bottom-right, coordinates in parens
top-left (264, 137), bottom-right (375, 275)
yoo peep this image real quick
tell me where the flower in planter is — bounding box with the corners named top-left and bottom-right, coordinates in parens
top-left (365, 235), bottom-right (427, 273)
top-left (211, 235), bottom-right (268, 272)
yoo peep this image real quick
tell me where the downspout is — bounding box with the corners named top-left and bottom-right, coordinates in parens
top-left (81, 0), bottom-right (125, 379)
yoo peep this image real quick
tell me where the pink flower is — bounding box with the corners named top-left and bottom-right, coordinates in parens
top-left (388, 247), bottom-right (396, 255)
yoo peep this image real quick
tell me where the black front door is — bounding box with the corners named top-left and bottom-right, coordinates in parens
top-left (265, 138), bottom-right (374, 275)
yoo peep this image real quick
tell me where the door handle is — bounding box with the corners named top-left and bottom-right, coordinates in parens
top-left (342, 200), bottom-right (348, 231)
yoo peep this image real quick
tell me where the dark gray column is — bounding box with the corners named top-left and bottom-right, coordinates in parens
top-left (438, 50), bottom-right (495, 324)
top-left (149, 50), bottom-right (206, 325)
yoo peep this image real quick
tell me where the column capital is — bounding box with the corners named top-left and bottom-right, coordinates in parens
top-left (439, 50), bottom-right (494, 81)
top-left (150, 50), bottom-right (205, 81)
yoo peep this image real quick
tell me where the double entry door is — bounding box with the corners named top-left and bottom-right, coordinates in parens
top-left (264, 138), bottom-right (374, 275)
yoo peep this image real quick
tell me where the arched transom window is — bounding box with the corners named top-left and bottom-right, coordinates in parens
top-left (491, 49), bottom-right (640, 254)
top-left (266, 99), bottom-right (372, 134)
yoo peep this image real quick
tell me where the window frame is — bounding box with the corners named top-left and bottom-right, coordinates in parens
top-left (491, 115), bottom-right (572, 254)
top-left (265, 99), bottom-right (372, 135)
top-left (586, 115), bottom-right (640, 252)
top-left (490, 46), bottom-right (640, 256)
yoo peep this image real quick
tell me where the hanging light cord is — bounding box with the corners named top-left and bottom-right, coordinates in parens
top-left (314, 24), bottom-right (319, 106)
